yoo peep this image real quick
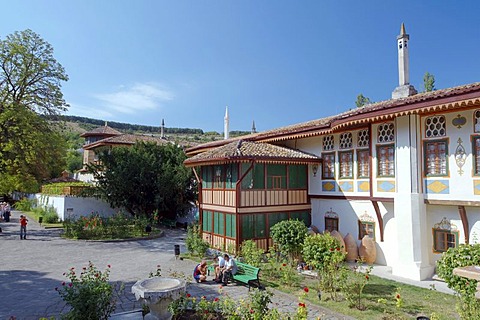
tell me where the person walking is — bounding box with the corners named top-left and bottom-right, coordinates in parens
top-left (20, 215), bottom-right (28, 239)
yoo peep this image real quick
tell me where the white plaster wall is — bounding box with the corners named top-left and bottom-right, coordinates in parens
top-left (33, 194), bottom-right (117, 221)
top-left (427, 205), bottom-right (480, 266)
top-left (427, 205), bottom-right (463, 266)
top-left (311, 199), bottom-right (396, 266)
top-left (423, 110), bottom-right (479, 201)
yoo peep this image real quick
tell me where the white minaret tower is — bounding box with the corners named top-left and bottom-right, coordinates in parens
top-left (160, 118), bottom-right (165, 139)
top-left (224, 106), bottom-right (229, 140)
top-left (392, 23), bottom-right (417, 99)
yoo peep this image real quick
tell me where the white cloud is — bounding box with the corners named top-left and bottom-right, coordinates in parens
top-left (67, 102), bottom-right (114, 119)
top-left (93, 82), bottom-right (174, 114)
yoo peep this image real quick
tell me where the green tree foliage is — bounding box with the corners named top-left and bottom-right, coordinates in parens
top-left (423, 72), bottom-right (436, 92)
top-left (302, 233), bottom-right (346, 301)
top-left (355, 94), bottom-right (372, 108)
top-left (270, 219), bottom-right (308, 262)
top-left (48, 115), bottom-right (204, 135)
top-left (88, 142), bottom-right (196, 218)
top-left (0, 29), bottom-right (69, 193)
top-left (0, 107), bottom-right (67, 193)
top-left (240, 240), bottom-right (264, 267)
top-left (437, 244), bottom-right (480, 319)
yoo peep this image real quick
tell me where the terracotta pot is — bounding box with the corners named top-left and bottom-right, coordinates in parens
top-left (344, 233), bottom-right (358, 262)
top-left (359, 236), bottom-right (376, 264)
top-left (330, 230), bottom-right (346, 255)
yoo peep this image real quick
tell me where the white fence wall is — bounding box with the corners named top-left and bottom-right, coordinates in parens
top-left (33, 194), bottom-right (117, 221)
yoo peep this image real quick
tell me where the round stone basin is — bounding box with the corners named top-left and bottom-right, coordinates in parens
top-left (132, 277), bottom-right (186, 320)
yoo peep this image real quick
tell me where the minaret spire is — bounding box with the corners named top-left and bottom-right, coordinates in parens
top-left (224, 106), bottom-right (229, 140)
top-left (160, 118), bottom-right (165, 139)
top-left (251, 120), bottom-right (256, 134)
top-left (392, 23), bottom-right (417, 99)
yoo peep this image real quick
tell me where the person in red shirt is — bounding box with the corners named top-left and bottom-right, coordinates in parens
top-left (193, 260), bottom-right (207, 283)
top-left (20, 215), bottom-right (28, 240)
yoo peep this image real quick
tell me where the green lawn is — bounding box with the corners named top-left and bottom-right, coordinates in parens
top-left (276, 272), bottom-right (459, 320)
top-left (23, 211), bottom-right (63, 228)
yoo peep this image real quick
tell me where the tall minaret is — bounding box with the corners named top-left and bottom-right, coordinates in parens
top-left (160, 118), bottom-right (165, 139)
top-left (251, 120), bottom-right (256, 134)
top-left (392, 23), bottom-right (417, 99)
top-left (224, 106), bottom-right (229, 140)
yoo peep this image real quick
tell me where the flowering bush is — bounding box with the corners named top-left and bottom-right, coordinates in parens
top-left (63, 212), bottom-right (150, 239)
top-left (293, 287), bottom-right (309, 320)
top-left (169, 286), bottom-right (304, 320)
top-left (56, 262), bottom-right (117, 320)
top-left (302, 233), bottom-right (346, 300)
top-left (339, 263), bottom-right (372, 310)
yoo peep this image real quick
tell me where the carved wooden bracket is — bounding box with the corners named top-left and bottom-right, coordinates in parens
top-left (371, 200), bottom-right (384, 242)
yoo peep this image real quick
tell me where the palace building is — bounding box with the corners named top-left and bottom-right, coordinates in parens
top-left (184, 24), bottom-right (480, 280)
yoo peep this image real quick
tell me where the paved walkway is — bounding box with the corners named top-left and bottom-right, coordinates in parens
top-left (0, 210), bottom-right (450, 319)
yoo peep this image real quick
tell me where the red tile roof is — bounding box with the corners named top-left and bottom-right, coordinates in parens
top-left (83, 134), bottom-right (169, 150)
top-left (186, 82), bottom-right (480, 155)
top-left (80, 125), bottom-right (122, 137)
top-left (184, 140), bottom-right (321, 167)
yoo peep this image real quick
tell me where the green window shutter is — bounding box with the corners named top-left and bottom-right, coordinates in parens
top-left (241, 163), bottom-right (265, 189)
top-left (241, 215), bottom-right (254, 240)
top-left (255, 214), bottom-right (266, 238)
top-left (268, 212), bottom-right (288, 232)
top-left (289, 165), bottom-right (307, 189)
top-left (225, 214), bottom-right (236, 238)
top-left (253, 164), bottom-right (265, 189)
top-left (267, 164), bottom-right (286, 188)
top-left (226, 164), bottom-right (238, 189)
top-left (214, 212), bottom-right (225, 235)
top-left (203, 167), bottom-right (213, 188)
top-left (203, 211), bottom-right (212, 232)
top-left (290, 211), bottom-right (310, 227)
top-left (241, 163), bottom-right (253, 189)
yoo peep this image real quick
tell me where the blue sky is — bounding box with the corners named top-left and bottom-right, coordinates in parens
top-left (2, 1), bottom-right (479, 133)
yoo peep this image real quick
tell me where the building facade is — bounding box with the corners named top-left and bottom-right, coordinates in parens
top-left (185, 25), bottom-right (480, 280)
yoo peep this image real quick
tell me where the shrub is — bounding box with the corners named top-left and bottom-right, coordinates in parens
top-left (302, 233), bottom-right (346, 300)
top-left (436, 244), bottom-right (480, 319)
top-left (14, 198), bottom-right (36, 211)
top-left (339, 263), bottom-right (372, 310)
top-left (62, 213), bottom-right (151, 240)
top-left (42, 206), bottom-right (59, 223)
top-left (185, 224), bottom-right (209, 257)
top-left (56, 262), bottom-right (116, 320)
top-left (270, 219), bottom-right (308, 262)
top-left (240, 240), bottom-right (264, 267)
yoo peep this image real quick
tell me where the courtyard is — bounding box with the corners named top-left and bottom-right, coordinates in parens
top-left (0, 211), bottom-right (352, 320)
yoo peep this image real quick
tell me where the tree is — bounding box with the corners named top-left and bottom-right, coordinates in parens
top-left (355, 94), bottom-right (371, 108)
top-left (88, 142), bottom-right (196, 218)
top-left (0, 29), bottom-right (69, 193)
top-left (0, 29), bottom-right (69, 115)
top-left (423, 72), bottom-right (436, 92)
top-left (270, 219), bottom-right (308, 262)
top-left (0, 106), bottom-right (67, 193)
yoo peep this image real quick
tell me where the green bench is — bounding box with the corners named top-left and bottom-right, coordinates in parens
top-left (232, 262), bottom-right (262, 290)
top-left (207, 261), bottom-right (262, 290)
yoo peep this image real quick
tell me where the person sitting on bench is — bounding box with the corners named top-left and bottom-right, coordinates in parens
top-left (193, 260), bottom-right (208, 283)
top-left (221, 254), bottom-right (237, 285)
top-left (213, 255), bottom-right (226, 282)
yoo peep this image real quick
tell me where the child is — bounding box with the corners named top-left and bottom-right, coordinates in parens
top-left (20, 215), bottom-right (28, 240)
top-left (193, 260), bottom-right (208, 283)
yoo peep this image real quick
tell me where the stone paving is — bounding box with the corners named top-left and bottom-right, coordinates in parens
top-left (0, 210), bottom-right (401, 319)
